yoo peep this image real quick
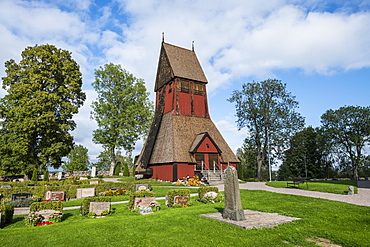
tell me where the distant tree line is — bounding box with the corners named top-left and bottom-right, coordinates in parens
top-left (231, 80), bottom-right (370, 180)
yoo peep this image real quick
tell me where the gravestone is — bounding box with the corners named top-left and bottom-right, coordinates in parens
top-left (0, 212), bottom-right (2, 228)
top-left (57, 172), bottom-right (63, 180)
top-left (222, 166), bottom-right (246, 221)
top-left (174, 196), bottom-right (189, 205)
top-left (38, 209), bottom-right (60, 222)
top-left (91, 166), bottom-right (97, 178)
top-left (89, 202), bottom-right (110, 215)
top-left (80, 177), bottom-right (88, 180)
top-left (134, 197), bottom-right (157, 208)
top-left (89, 181), bottom-right (99, 185)
top-left (76, 188), bottom-right (95, 199)
top-left (135, 184), bottom-right (149, 192)
top-left (348, 186), bottom-right (354, 195)
top-left (45, 191), bottom-right (65, 201)
top-left (12, 193), bottom-right (32, 201)
top-left (0, 184), bottom-right (11, 188)
top-left (26, 184), bottom-right (37, 187)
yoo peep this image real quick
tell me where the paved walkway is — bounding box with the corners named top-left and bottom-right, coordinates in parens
top-left (216, 181), bottom-right (370, 207)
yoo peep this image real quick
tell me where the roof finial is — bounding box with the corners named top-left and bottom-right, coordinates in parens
top-left (192, 41), bottom-right (194, 51)
top-left (162, 32), bottom-right (165, 43)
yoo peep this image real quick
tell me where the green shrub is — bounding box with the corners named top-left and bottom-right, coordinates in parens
top-left (0, 204), bottom-right (14, 225)
top-left (29, 201), bottom-right (63, 212)
top-left (198, 186), bottom-right (218, 199)
top-left (87, 211), bottom-right (96, 218)
top-left (0, 180), bottom-right (142, 200)
top-left (166, 189), bottom-right (190, 206)
top-left (81, 196), bottom-right (111, 216)
top-left (6, 197), bottom-right (41, 207)
top-left (128, 190), bottom-right (155, 209)
top-left (31, 169), bottom-right (39, 182)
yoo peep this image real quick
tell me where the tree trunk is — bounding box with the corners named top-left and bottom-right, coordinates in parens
top-left (108, 147), bottom-right (116, 176)
top-left (257, 150), bottom-right (263, 179)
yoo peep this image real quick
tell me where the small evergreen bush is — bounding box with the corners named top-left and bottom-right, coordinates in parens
top-left (29, 201), bottom-right (63, 212)
top-left (0, 204), bottom-right (14, 226)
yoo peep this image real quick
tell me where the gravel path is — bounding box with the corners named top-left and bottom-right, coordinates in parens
top-left (216, 181), bottom-right (370, 207)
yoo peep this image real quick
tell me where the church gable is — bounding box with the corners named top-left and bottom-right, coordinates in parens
top-left (190, 132), bottom-right (222, 154)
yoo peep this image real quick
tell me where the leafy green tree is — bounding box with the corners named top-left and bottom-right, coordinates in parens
top-left (62, 144), bottom-right (90, 172)
top-left (320, 105), bottom-right (370, 180)
top-left (92, 150), bottom-right (111, 171)
top-left (280, 127), bottom-right (330, 179)
top-left (228, 79), bottom-right (304, 179)
top-left (0, 44), bottom-right (86, 177)
top-left (90, 63), bottom-right (153, 176)
top-left (236, 138), bottom-right (258, 179)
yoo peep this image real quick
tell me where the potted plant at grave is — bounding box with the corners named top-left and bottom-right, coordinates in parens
top-left (101, 210), bottom-right (109, 216)
top-left (87, 212), bottom-right (96, 218)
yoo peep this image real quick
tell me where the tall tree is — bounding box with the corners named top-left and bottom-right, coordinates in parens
top-left (236, 138), bottom-right (258, 179)
top-left (320, 105), bottom-right (370, 180)
top-left (62, 144), bottom-right (90, 172)
top-left (91, 63), bottom-right (153, 176)
top-left (0, 44), bottom-right (86, 177)
top-left (228, 79), bottom-right (304, 179)
top-left (280, 127), bottom-right (329, 179)
top-left (92, 150), bottom-right (111, 171)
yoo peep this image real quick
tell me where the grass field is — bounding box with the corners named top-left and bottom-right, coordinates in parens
top-left (2, 190), bottom-right (369, 246)
top-left (266, 180), bottom-right (358, 194)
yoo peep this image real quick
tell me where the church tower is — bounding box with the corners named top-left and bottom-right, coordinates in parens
top-left (136, 41), bottom-right (239, 182)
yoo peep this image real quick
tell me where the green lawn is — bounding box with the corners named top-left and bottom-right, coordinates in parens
top-left (266, 180), bottom-right (358, 194)
top-left (2, 190), bottom-right (369, 246)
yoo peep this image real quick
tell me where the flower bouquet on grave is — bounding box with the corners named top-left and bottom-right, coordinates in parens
top-left (49, 211), bottom-right (63, 223)
top-left (24, 212), bottom-right (43, 227)
top-left (36, 222), bottom-right (53, 226)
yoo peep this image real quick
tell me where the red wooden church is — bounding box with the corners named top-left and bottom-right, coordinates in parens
top-left (136, 41), bottom-right (239, 182)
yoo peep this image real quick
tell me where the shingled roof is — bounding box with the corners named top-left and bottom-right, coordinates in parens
top-left (149, 113), bottom-right (239, 164)
top-left (155, 42), bottom-right (208, 91)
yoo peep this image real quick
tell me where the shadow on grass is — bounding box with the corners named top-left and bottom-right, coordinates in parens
top-left (62, 212), bottom-right (75, 221)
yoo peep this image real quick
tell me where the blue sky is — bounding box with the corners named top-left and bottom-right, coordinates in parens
top-left (0, 0), bottom-right (369, 164)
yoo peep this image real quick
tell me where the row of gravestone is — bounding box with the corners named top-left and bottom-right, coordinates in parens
top-left (10, 184), bottom-right (150, 202)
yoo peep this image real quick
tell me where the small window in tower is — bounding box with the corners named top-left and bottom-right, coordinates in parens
top-left (194, 83), bottom-right (203, 95)
top-left (180, 80), bottom-right (189, 93)
top-left (168, 82), bottom-right (172, 93)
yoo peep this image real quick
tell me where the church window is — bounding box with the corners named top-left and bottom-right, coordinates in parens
top-left (194, 83), bottom-right (203, 95)
top-left (180, 80), bottom-right (189, 93)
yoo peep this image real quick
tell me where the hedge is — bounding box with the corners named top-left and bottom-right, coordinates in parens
top-left (81, 196), bottom-right (111, 216)
top-left (0, 204), bottom-right (14, 226)
top-left (0, 181), bottom-right (151, 200)
top-left (166, 189), bottom-right (190, 206)
top-left (198, 186), bottom-right (219, 199)
top-left (128, 190), bottom-right (155, 209)
top-left (29, 201), bottom-right (63, 212)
